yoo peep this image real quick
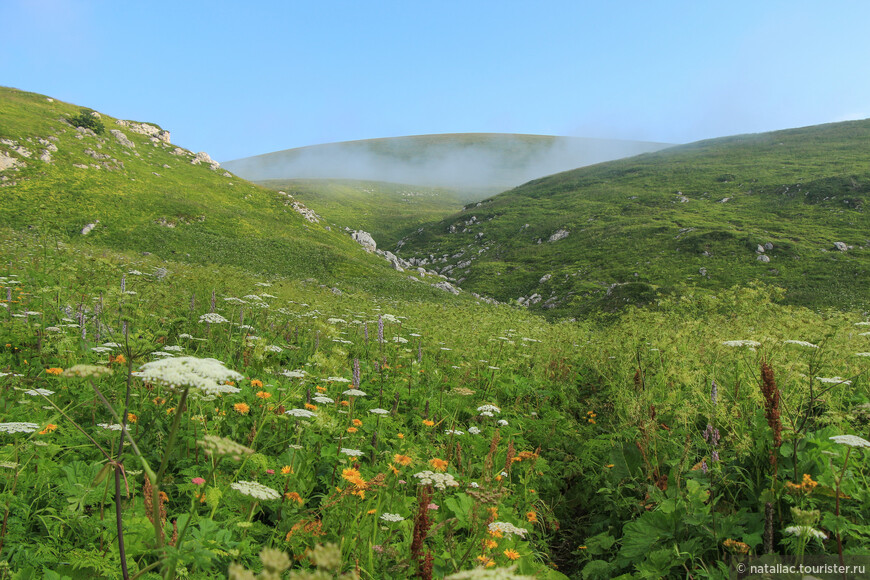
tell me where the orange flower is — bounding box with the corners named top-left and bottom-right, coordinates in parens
top-left (503, 549), bottom-right (521, 561)
top-left (233, 402), bottom-right (250, 415)
top-left (285, 492), bottom-right (304, 504)
top-left (256, 391), bottom-right (272, 399)
top-left (251, 379), bottom-right (263, 388)
top-left (341, 468), bottom-right (366, 487)
top-left (153, 397), bottom-right (165, 406)
top-left (488, 529), bottom-right (504, 538)
top-left (38, 423), bottom-right (57, 434)
top-left (166, 407), bottom-right (176, 415)
top-left (485, 539), bottom-right (498, 549)
top-left (801, 473), bottom-right (818, 492)
top-left (367, 509), bottom-right (376, 515)
top-left (304, 403), bottom-right (317, 411)
top-left (316, 386), bottom-right (326, 393)
top-left (340, 400), bottom-right (350, 407)
top-left (353, 419), bottom-right (363, 427)
top-left (224, 380), bottom-right (236, 386)
top-left (127, 413), bottom-right (138, 423)
top-left (347, 427), bottom-right (358, 433)
top-left (422, 419), bottom-right (434, 427)
top-left (488, 507), bottom-right (499, 518)
top-left (429, 458), bottom-right (448, 472)
top-left (113, 354), bottom-right (126, 364)
top-left (281, 465), bottom-right (293, 475)
top-left (388, 463), bottom-right (400, 475)
top-left (397, 433), bottom-right (404, 439)
top-left (527, 511), bottom-right (538, 523)
top-left (45, 367), bottom-right (63, 375)
top-left (393, 454), bottom-right (413, 466)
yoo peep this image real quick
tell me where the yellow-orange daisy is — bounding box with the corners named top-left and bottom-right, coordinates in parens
top-left (233, 402), bottom-right (250, 415)
top-left (347, 427), bottom-right (358, 433)
top-left (45, 367), bottom-right (63, 375)
top-left (281, 465), bottom-right (293, 475)
top-left (503, 549), bottom-right (521, 561)
top-left (393, 454), bottom-right (413, 466)
top-left (251, 379), bottom-right (263, 388)
top-left (429, 458), bottom-right (448, 472)
top-left (422, 419), bottom-right (434, 427)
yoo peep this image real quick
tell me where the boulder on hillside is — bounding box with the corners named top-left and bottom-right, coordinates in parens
top-left (432, 281), bottom-right (460, 295)
top-left (548, 229), bottom-right (570, 242)
top-left (110, 129), bottom-right (135, 149)
top-left (192, 151), bottom-right (220, 171)
top-left (352, 230), bottom-right (377, 252)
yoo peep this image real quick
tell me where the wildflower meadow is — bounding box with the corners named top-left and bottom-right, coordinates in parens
top-left (1, 232), bottom-right (869, 579)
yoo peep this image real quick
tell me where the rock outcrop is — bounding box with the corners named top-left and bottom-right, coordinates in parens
top-left (110, 129), bottom-right (135, 149)
top-left (548, 229), bottom-right (569, 242)
top-left (352, 230), bottom-right (377, 252)
top-left (192, 152), bottom-right (220, 171)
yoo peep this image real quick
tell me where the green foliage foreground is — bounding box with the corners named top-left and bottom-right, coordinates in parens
top-left (0, 231), bottom-right (868, 579)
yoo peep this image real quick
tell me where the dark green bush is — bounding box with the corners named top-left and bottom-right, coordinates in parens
top-left (68, 108), bottom-right (105, 135)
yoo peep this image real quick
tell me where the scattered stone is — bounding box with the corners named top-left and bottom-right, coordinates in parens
top-left (81, 222), bottom-right (99, 235)
top-left (548, 229), bottom-right (570, 243)
top-left (699, 267), bottom-right (708, 277)
top-left (432, 281), bottom-right (460, 295)
top-left (117, 119), bottom-right (170, 143)
top-left (834, 241), bottom-right (851, 251)
top-left (756, 245), bottom-right (765, 254)
top-left (223, 171), bottom-right (232, 177)
top-left (719, 197), bottom-right (731, 203)
top-left (191, 151), bottom-right (220, 170)
top-left (72, 163), bottom-right (88, 169)
top-left (352, 230), bottom-right (377, 252)
top-left (171, 147), bottom-right (188, 156)
top-left (110, 129), bottom-right (135, 148)
top-left (764, 242), bottom-right (774, 250)
top-left (0, 153), bottom-right (19, 171)
top-left (39, 150), bottom-right (52, 163)
top-left (539, 273), bottom-right (552, 284)
top-left (757, 255), bottom-right (770, 263)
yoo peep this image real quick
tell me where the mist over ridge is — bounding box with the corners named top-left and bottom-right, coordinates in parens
top-left (222, 133), bottom-right (673, 192)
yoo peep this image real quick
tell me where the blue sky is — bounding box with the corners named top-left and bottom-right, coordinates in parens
top-left (3, 0), bottom-right (870, 162)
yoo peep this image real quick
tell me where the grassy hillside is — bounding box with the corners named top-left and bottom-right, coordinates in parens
top-left (396, 120), bottom-right (870, 317)
top-left (256, 179), bottom-right (465, 247)
top-left (223, 133), bottom-right (671, 193)
top-left (0, 86), bottom-right (451, 300)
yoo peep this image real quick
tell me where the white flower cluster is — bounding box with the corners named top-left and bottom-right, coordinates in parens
top-left (0, 422), bottom-right (40, 434)
top-left (281, 370), bottom-right (306, 378)
top-left (341, 448), bottom-right (364, 457)
top-left (286, 409), bottom-right (316, 418)
top-left (327, 318), bottom-right (346, 324)
top-left (242, 295), bottom-right (264, 302)
top-left (468, 426), bottom-right (481, 435)
top-left (413, 471), bottom-right (459, 490)
top-left (265, 345), bottom-right (283, 353)
top-left (328, 377), bottom-right (351, 383)
top-left (487, 521), bottom-right (529, 538)
top-left (198, 435), bottom-right (254, 459)
top-left (497, 419), bottom-right (509, 426)
top-left (224, 297), bottom-right (247, 304)
top-left (98, 423), bottom-right (124, 431)
top-left (138, 356), bottom-right (243, 395)
top-left (830, 434), bottom-right (870, 448)
top-left (369, 408), bottom-right (389, 415)
top-left (163, 345), bottom-right (183, 352)
top-left (445, 429), bottom-right (464, 435)
top-left (477, 405), bottom-right (501, 414)
top-left (783, 340), bottom-right (819, 348)
top-left (312, 396), bottom-right (334, 404)
top-left (343, 389), bottom-right (367, 397)
top-left (231, 480), bottom-right (282, 500)
top-left (24, 389), bottom-right (54, 396)
top-left (816, 377), bottom-right (851, 385)
top-left (783, 526), bottom-right (827, 540)
top-left (380, 513), bottom-right (405, 522)
top-left (722, 340), bottom-right (761, 347)
top-left (199, 313), bottom-right (229, 324)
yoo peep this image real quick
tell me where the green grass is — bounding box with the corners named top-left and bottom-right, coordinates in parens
top-left (256, 179), bottom-right (466, 248)
top-left (396, 119), bottom-right (870, 318)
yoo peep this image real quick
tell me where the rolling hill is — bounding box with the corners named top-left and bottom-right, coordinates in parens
top-left (255, 178), bottom-right (466, 247)
top-left (394, 119), bottom-right (870, 317)
top-left (222, 133), bottom-right (672, 195)
top-left (0, 86), bottom-right (457, 300)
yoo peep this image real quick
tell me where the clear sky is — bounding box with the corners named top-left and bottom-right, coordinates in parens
top-left (3, 0), bottom-right (870, 162)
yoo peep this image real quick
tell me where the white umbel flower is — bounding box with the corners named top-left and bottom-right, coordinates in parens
top-left (231, 481), bottom-right (281, 500)
top-left (783, 340), bottom-right (819, 348)
top-left (369, 408), bottom-right (389, 415)
top-left (380, 513), bottom-right (405, 522)
top-left (783, 526), bottom-right (827, 540)
top-left (341, 448), bottom-right (364, 457)
top-left (285, 409), bottom-right (316, 418)
top-left (137, 356), bottom-right (243, 395)
top-left (477, 405), bottom-right (501, 414)
top-left (487, 521), bottom-right (528, 538)
top-left (0, 422), bottom-right (40, 434)
top-left (816, 377), bottom-right (851, 385)
top-left (342, 389), bottom-right (367, 397)
top-left (199, 313), bottom-right (229, 324)
top-left (722, 340), bottom-right (761, 347)
top-left (830, 434), bottom-right (870, 448)
top-left (413, 471), bottom-right (459, 490)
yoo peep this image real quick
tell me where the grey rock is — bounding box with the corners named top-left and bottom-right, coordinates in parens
top-left (548, 229), bottom-right (570, 242)
top-left (110, 129), bottom-right (135, 148)
top-left (352, 230), bottom-right (377, 252)
top-left (757, 254), bottom-right (770, 263)
top-left (834, 241), bottom-right (850, 251)
top-left (432, 281), bottom-right (460, 295)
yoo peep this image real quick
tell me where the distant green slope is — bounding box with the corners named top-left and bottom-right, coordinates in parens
top-left (223, 133), bottom-right (671, 192)
top-left (0, 86), bottom-right (449, 300)
top-left (256, 178), bottom-right (465, 247)
top-left (396, 120), bottom-right (870, 316)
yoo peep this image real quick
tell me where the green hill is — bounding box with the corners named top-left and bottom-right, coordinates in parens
top-left (222, 133), bottom-right (671, 193)
top-left (255, 178), bottom-right (465, 247)
top-left (0, 86), bottom-right (449, 300)
top-left (395, 120), bottom-right (870, 317)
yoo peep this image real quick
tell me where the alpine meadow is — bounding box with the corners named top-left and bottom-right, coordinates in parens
top-left (1, 82), bottom-right (870, 580)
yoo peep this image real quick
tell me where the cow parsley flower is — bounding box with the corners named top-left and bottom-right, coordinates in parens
top-left (286, 408), bottom-right (316, 418)
top-left (783, 340), bottom-right (819, 348)
top-left (413, 471), bottom-right (459, 490)
top-left (24, 388), bottom-right (54, 396)
top-left (341, 448), bottom-right (364, 457)
top-left (468, 426), bottom-right (481, 435)
top-left (231, 480), bottom-right (281, 500)
top-left (199, 313), bottom-right (229, 324)
top-left (816, 377), bottom-right (851, 385)
top-left (0, 422), bottom-right (40, 434)
top-left (488, 521), bottom-right (528, 538)
top-left (137, 356), bottom-right (243, 395)
top-left (265, 345), bottom-right (283, 353)
top-left (829, 434), bottom-right (870, 448)
top-left (783, 526), bottom-right (827, 540)
top-left (312, 396), bottom-right (334, 404)
top-left (497, 419), bottom-right (509, 426)
top-left (477, 405), bottom-right (501, 414)
top-left (342, 389), bottom-right (367, 397)
top-left (328, 377), bottom-right (351, 383)
top-left (445, 429), bottom-right (464, 435)
top-left (281, 370), bottom-right (306, 378)
top-left (380, 513), bottom-right (405, 522)
top-left (369, 408), bottom-right (389, 415)
top-left (198, 435), bottom-right (254, 459)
